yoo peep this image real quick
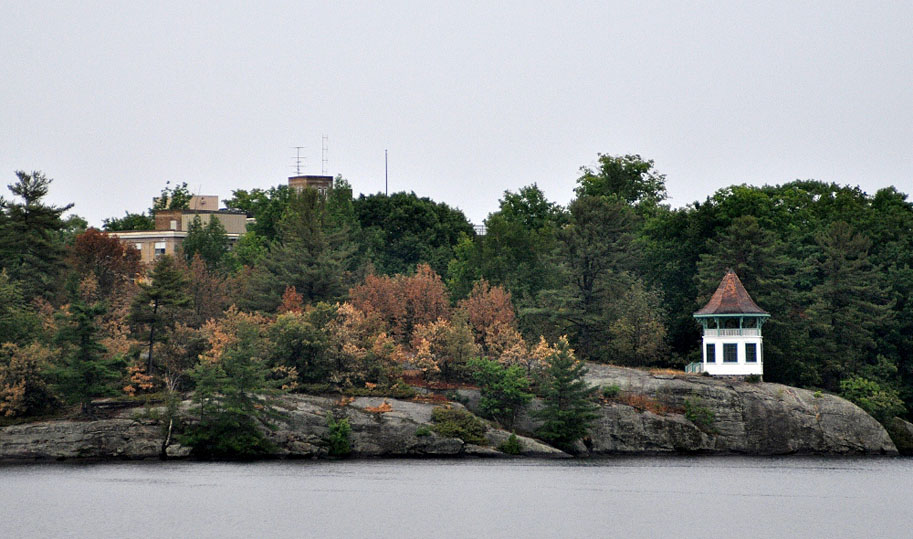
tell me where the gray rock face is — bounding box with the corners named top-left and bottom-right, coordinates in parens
top-left (578, 364), bottom-right (896, 455)
top-left (484, 430), bottom-right (570, 458)
top-left (0, 418), bottom-right (178, 460)
top-left (0, 365), bottom-right (897, 460)
top-left (886, 417), bottom-right (913, 455)
top-left (272, 395), bottom-right (468, 458)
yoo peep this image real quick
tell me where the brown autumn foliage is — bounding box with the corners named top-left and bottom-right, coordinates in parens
top-left (458, 279), bottom-right (516, 337)
top-left (199, 306), bottom-right (270, 365)
top-left (326, 302), bottom-right (404, 386)
top-left (73, 273), bottom-right (142, 366)
top-left (349, 264), bottom-right (450, 344)
top-left (68, 228), bottom-right (142, 297)
top-left (278, 285), bottom-right (305, 314)
top-left (0, 342), bottom-right (58, 417)
top-left (484, 323), bottom-right (528, 367)
top-left (156, 324), bottom-right (204, 392)
top-left (364, 400), bottom-right (393, 413)
top-left (613, 392), bottom-right (671, 415)
top-left (184, 255), bottom-right (230, 327)
top-left (123, 364), bottom-right (155, 396)
top-left (456, 280), bottom-right (526, 363)
top-left (409, 316), bottom-right (481, 380)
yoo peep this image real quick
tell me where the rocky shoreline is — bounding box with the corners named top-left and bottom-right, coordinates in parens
top-left (0, 365), bottom-right (900, 462)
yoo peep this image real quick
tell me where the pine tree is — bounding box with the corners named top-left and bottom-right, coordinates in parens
top-left (807, 221), bottom-right (892, 390)
top-left (130, 255), bottom-right (191, 375)
top-left (0, 171), bottom-right (73, 301)
top-left (534, 337), bottom-right (599, 450)
top-left (0, 270), bottom-right (40, 345)
top-left (469, 357), bottom-right (532, 428)
top-left (56, 300), bottom-right (120, 414)
top-left (181, 309), bottom-right (291, 459)
top-left (538, 196), bottom-right (637, 362)
top-left (240, 189), bottom-right (354, 312)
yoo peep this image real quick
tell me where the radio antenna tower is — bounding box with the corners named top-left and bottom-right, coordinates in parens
top-left (292, 146), bottom-right (305, 175)
top-left (321, 135), bottom-right (328, 175)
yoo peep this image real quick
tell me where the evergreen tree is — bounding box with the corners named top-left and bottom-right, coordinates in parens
top-left (469, 357), bottom-right (532, 429)
top-left (0, 171), bottom-right (73, 301)
top-left (807, 221), bottom-right (892, 390)
top-left (130, 255), bottom-right (191, 375)
top-left (0, 270), bottom-right (40, 345)
top-left (606, 279), bottom-right (667, 366)
top-left (181, 310), bottom-right (291, 459)
top-left (537, 196), bottom-right (637, 361)
top-left (534, 337), bottom-right (599, 450)
top-left (55, 300), bottom-right (120, 414)
top-left (240, 189), bottom-right (354, 311)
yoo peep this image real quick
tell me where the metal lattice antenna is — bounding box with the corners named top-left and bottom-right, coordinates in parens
top-left (292, 146), bottom-right (305, 175)
top-left (321, 135), bottom-right (328, 175)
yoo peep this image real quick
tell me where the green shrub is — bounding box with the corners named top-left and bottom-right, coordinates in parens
top-left (468, 358), bottom-right (532, 428)
top-left (498, 433), bottom-right (522, 455)
top-left (602, 385), bottom-right (620, 399)
top-left (415, 425), bottom-right (431, 437)
top-left (325, 413), bottom-right (352, 457)
top-left (744, 375), bottom-right (761, 384)
top-left (684, 397), bottom-right (716, 432)
top-left (839, 376), bottom-right (906, 424)
top-left (180, 411), bottom-right (275, 460)
top-left (814, 390), bottom-right (823, 399)
top-left (430, 406), bottom-right (487, 445)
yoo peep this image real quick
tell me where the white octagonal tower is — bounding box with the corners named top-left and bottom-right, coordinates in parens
top-left (692, 269), bottom-right (769, 377)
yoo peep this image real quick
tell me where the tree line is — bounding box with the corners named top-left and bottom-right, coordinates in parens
top-left (0, 157), bottom-right (910, 450)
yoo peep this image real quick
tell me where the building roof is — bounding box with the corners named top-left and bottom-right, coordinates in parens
top-left (694, 269), bottom-right (768, 316)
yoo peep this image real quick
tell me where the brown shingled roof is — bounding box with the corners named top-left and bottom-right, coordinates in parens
top-left (694, 269), bottom-right (768, 316)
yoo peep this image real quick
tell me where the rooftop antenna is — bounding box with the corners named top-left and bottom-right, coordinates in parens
top-left (292, 146), bottom-right (305, 175)
top-left (321, 135), bottom-right (328, 175)
top-left (385, 149), bottom-right (388, 196)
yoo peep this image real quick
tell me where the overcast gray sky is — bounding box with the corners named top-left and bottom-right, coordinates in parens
top-left (2, 1), bottom-right (911, 227)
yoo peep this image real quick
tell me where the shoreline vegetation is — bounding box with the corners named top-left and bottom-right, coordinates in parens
top-left (0, 363), bottom-right (900, 462)
top-left (1, 155), bottom-right (912, 461)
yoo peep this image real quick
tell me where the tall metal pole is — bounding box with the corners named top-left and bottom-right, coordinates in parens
top-left (385, 149), bottom-right (388, 196)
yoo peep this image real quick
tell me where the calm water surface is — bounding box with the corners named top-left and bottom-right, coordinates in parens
top-left (1, 457), bottom-right (911, 538)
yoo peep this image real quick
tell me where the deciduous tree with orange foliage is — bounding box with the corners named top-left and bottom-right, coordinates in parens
top-left (349, 264), bottom-right (450, 344)
top-left (457, 279), bottom-right (527, 366)
top-left (326, 302), bottom-right (404, 387)
top-left (0, 342), bottom-right (58, 417)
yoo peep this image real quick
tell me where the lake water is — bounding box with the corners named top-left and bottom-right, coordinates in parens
top-left (1, 457), bottom-right (911, 538)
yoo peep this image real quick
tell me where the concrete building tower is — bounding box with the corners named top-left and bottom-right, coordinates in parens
top-left (288, 175), bottom-right (333, 197)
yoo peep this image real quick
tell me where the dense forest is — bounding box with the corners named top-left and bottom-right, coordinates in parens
top-left (1, 156), bottom-right (911, 452)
